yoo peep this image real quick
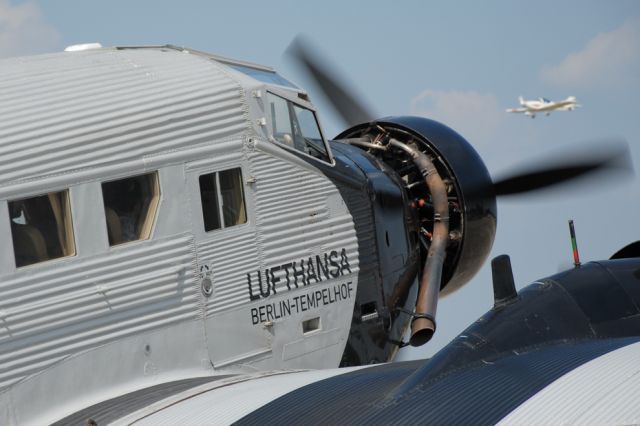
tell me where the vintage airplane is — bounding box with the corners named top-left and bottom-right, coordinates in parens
top-left (0, 39), bottom-right (636, 425)
top-left (507, 95), bottom-right (581, 118)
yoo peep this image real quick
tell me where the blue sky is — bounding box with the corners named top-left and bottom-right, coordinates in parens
top-left (1, 0), bottom-right (639, 359)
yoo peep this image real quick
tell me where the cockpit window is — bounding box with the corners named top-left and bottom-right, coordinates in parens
top-left (271, 94), bottom-right (293, 139)
top-left (227, 64), bottom-right (298, 89)
top-left (267, 92), bottom-right (331, 164)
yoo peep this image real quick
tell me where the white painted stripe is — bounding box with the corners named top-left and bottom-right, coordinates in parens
top-left (499, 341), bottom-right (640, 425)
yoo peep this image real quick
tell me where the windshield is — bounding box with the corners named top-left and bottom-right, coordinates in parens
top-left (267, 92), bottom-right (331, 163)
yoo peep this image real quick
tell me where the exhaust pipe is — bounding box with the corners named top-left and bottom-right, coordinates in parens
top-left (389, 139), bottom-right (450, 346)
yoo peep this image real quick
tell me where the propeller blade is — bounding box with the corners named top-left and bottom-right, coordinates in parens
top-left (492, 141), bottom-right (632, 197)
top-left (286, 36), bottom-right (374, 127)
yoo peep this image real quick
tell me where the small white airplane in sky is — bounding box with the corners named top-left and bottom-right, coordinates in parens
top-left (507, 95), bottom-right (581, 118)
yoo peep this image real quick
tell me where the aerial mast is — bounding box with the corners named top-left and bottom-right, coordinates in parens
top-left (568, 219), bottom-right (581, 267)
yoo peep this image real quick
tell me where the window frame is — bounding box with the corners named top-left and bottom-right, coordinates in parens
top-left (101, 171), bottom-right (161, 248)
top-left (8, 188), bottom-right (77, 268)
top-left (265, 90), bottom-right (335, 166)
top-left (198, 166), bottom-right (248, 234)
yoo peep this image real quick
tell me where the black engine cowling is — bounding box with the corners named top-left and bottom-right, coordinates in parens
top-left (337, 116), bottom-right (497, 295)
top-left (331, 116), bottom-right (499, 364)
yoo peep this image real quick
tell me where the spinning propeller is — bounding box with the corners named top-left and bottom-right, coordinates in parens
top-left (288, 36), bottom-right (631, 198)
top-left (287, 35), bottom-right (633, 345)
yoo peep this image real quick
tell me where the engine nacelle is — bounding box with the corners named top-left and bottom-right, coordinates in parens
top-left (337, 116), bottom-right (497, 295)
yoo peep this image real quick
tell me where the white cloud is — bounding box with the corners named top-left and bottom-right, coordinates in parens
top-left (409, 89), bottom-right (505, 149)
top-left (540, 17), bottom-right (640, 89)
top-left (0, 0), bottom-right (60, 58)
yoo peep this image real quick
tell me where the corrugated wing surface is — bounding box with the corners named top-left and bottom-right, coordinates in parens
top-left (52, 375), bottom-right (231, 426)
top-left (0, 234), bottom-right (199, 391)
top-left (236, 338), bottom-right (639, 425)
top-left (499, 341), bottom-right (640, 425)
top-left (133, 369), bottom-right (362, 426)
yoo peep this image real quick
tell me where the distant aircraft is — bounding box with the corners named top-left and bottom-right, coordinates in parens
top-left (507, 95), bottom-right (580, 118)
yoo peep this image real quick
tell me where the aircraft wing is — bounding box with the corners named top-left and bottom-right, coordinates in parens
top-left (558, 103), bottom-right (581, 110)
top-left (50, 338), bottom-right (640, 425)
top-left (51, 369), bottom-right (362, 425)
top-left (506, 107), bottom-right (527, 113)
top-left (233, 339), bottom-right (640, 425)
top-left (48, 258), bottom-right (640, 425)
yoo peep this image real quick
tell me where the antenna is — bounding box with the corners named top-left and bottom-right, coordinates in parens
top-left (568, 219), bottom-right (581, 267)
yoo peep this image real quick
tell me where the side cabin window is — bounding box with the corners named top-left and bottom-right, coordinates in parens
top-left (267, 93), bottom-right (332, 164)
top-left (8, 190), bottom-right (76, 267)
top-left (199, 168), bottom-right (247, 232)
top-left (102, 172), bottom-right (160, 246)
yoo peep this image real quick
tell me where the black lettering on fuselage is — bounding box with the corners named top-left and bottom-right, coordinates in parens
top-left (247, 272), bottom-right (260, 301)
top-left (329, 250), bottom-right (340, 278)
top-left (247, 249), bottom-right (351, 301)
top-left (250, 281), bottom-right (355, 325)
top-left (282, 263), bottom-right (293, 290)
top-left (258, 270), bottom-right (270, 298)
top-left (269, 265), bottom-right (280, 295)
top-left (293, 260), bottom-right (306, 287)
top-left (340, 248), bottom-right (352, 275)
top-left (306, 257), bottom-right (318, 284)
top-left (316, 254), bottom-right (329, 281)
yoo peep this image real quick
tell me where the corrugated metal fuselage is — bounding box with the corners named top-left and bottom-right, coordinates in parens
top-left (0, 46), bottom-right (415, 425)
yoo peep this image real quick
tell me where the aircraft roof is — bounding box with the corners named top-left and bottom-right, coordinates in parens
top-left (0, 45), bottom-right (301, 198)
